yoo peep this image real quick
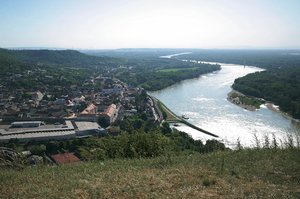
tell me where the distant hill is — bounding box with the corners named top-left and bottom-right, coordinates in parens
top-left (81, 48), bottom-right (187, 59)
top-left (0, 48), bottom-right (123, 69)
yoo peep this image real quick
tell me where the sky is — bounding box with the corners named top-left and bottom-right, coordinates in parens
top-left (0, 0), bottom-right (300, 49)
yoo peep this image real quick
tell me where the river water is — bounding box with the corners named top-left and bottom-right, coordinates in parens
top-left (150, 61), bottom-right (299, 148)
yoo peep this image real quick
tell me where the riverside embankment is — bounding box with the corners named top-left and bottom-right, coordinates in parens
top-left (149, 95), bottom-right (219, 138)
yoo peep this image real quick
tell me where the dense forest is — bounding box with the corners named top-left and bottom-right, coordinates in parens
top-left (233, 66), bottom-right (300, 119)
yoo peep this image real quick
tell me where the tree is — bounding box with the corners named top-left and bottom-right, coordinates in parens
top-left (29, 144), bottom-right (46, 155)
top-left (205, 140), bottom-right (225, 152)
top-left (161, 122), bottom-right (172, 134)
top-left (98, 117), bottom-right (110, 128)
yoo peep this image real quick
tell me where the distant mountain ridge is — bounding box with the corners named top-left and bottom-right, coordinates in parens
top-left (0, 48), bottom-right (122, 68)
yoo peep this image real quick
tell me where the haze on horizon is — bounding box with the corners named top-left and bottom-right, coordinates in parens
top-left (1, 0), bottom-right (300, 49)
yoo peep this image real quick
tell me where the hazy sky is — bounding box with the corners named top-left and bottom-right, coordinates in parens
top-left (1, 0), bottom-right (300, 49)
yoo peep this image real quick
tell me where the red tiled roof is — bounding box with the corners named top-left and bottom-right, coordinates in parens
top-left (80, 104), bottom-right (97, 115)
top-left (51, 153), bottom-right (80, 165)
top-left (105, 104), bottom-right (116, 117)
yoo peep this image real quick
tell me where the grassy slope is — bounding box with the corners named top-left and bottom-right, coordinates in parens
top-left (1, 149), bottom-right (300, 198)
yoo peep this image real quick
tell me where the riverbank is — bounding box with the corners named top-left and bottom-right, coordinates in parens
top-left (265, 103), bottom-right (300, 124)
top-left (227, 90), bottom-right (264, 111)
top-left (229, 89), bottom-right (300, 124)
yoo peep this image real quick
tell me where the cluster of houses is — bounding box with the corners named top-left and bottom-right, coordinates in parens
top-left (0, 73), bottom-right (160, 142)
top-left (0, 75), bottom-right (138, 122)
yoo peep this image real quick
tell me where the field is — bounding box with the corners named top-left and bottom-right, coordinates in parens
top-left (1, 149), bottom-right (299, 198)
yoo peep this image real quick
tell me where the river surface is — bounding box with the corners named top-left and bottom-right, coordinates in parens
top-left (150, 61), bottom-right (299, 148)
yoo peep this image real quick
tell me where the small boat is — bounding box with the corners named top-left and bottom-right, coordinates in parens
top-left (181, 115), bottom-right (189, 120)
top-left (173, 123), bottom-right (180, 127)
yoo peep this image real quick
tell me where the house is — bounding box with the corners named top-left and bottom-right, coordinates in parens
top-left (54, 99), bottom-right (66, 105)
top-left (77, 104), bottom-right (98, 121)
top-left (33, 91), bottom-right (44, 102)
top-left (80, 104), bottom-right (97, 115)
top-left (98, 104), bottom-right (117, 124)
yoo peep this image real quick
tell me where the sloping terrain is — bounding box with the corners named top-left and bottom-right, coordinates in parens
top-left (1, 149), bottom-right (299, 198)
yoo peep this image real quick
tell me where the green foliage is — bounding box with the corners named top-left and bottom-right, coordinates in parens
top-left (0, 48), bottom-right (123, 68)
top-left (158, 67), bottom-right (199, 72)
top-left (161, 122), bottom-right (172, 134)
top-left (138, 63), bottom-right (220, 91)
top-left (233, 67), bottom-right (300, 119)
top-left (165, 130), bottom-right (205, 153)
top-left (157, 101), bottom-right (168, 119)
top-left (177, 49), bottom-right (300, 70)
top-left (202, 178), bottom-right (216, 187)
top-left (113, 57), bottom-right (221, 91)
top-left (0, 48), bottom-right (221, 92)
top-left (76, 132), bottom-right (173, 160)
top-left (230, 92), bottom-right (264, 108)
top-left (27, 144), bottom-right (46, 155)
top-left (0, 48), bottom-right (124, 91)
top-left (205, 140), bottom-right (225, 152)
top-left (98, 117), bottom-right (110, 128)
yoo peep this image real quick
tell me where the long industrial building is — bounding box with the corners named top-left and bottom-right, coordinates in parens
top-left (0, 121), bottom-right (106, 142)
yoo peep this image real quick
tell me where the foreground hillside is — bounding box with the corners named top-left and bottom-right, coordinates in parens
top-left (1, 149), bottom-right (299, 198)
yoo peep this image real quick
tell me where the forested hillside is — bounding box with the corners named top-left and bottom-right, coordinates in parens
top-left (0, 48), bottom-right (125, 90)
top-left (0, 48), bottom-right (123, 68)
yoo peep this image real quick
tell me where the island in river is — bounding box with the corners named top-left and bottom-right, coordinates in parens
top-left (227, 90), bottom-right (265, 111)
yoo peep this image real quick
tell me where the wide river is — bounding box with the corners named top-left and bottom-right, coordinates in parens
top-left (150, 61), bottom-right (299, 148)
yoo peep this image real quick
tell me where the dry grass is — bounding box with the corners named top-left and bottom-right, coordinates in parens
top-left (1, 149), bottom-right (300, 198)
